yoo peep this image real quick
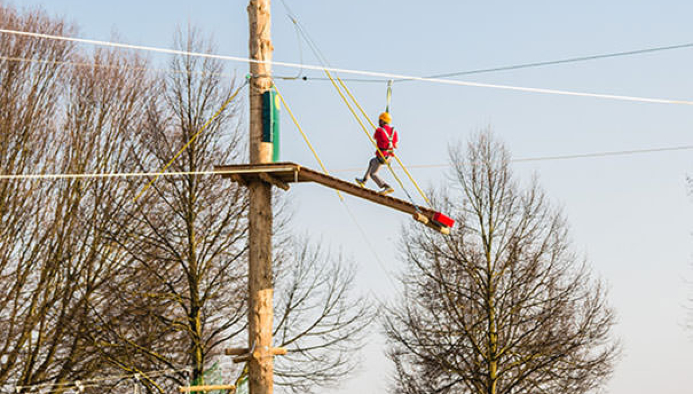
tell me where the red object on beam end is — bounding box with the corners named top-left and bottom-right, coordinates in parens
top-left (433, 212), bottom-right (455, 228)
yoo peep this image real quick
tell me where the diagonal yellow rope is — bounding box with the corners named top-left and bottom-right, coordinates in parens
top-left (133, 80), bottom-right (248, 202)
top-left (335, 75), bottom-right (432, 207)
top-left (274, 81), bottom-right (396, 290)
top-left (273, 83), bottom-right (344, 201)
top-left (323, 69), bottom-right (420, 209)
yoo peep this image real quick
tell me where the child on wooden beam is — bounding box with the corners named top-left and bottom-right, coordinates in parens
top-left (355, 112), bottom-right (398, 195)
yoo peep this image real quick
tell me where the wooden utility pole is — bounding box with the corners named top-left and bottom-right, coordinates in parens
top-left (247, 1), bottom-right (274, 394)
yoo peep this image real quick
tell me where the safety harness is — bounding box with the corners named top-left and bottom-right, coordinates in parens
top-left (378, 125), bottom-right (396, 162)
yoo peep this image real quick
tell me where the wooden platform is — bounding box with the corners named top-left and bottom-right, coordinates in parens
top-left (215, 162), bottom-right (451, 234)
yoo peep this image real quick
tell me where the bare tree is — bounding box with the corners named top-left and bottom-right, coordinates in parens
top-left (48, 46), bottom-right (158, 392)
top-left (87, 28), bottom-right (373, 394)
top-left (273, 239), bottom-right (373, 393)
top-left (0, 4), bottom-right (157, 393)
top-left (0, 8), bottom-right (372, 392)
top-left (0, 3), bottom-right (76, 390)
top-left (385, 130), bottom-right (619, 394)
top-left (83, 28), bottom-right (249, 393)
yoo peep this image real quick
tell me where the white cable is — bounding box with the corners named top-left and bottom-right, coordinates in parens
top-left (329, 144), bottom-right (693, 172)
top-left (1, 144), bottom-right (692, 181)
top-left (1, 29), bottom-right (693, 106)
top-left (0, 169), bottom-right (222, 181)
top-left (0, 54), bottom-right (234, 78)
top-left (14, 368), bottom-right (191, 390)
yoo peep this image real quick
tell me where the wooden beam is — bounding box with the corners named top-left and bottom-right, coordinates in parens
top-left (413, 212), bottom-right (429, 224)
top-left (233, 353), bottom-right (253, 364)
top-left (225, 347), bottom-right (250, 356)
top-left (216, 162), bottom-right (453, 235)
top-left (299, 168), bottom-right (430, 217)
top-left (216, 164), bottom-right (300, 178)
top-left (434, 225), bottom-right (451, 236)
top-left (179, 385), bottom-right (236, 392)
top-left (232, 346), bottom-right (286, 363)
top-left (258, 172), bottom-right (290, 191)
top-left (414, 212), bottom-right (450, 235)
top-left (228, 174), bottom-right (247, 186)
top-left (270, 347), bottom-right (287, 356)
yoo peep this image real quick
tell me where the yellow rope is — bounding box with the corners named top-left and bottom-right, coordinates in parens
top-left (335, 75), bottom-right (432, 207)
top-left (323, 69), bottom-right (414, 202)
top-left (274, 82), bottom-right (397, 286)
top-left (133, 80), bottom-right (248, 202)
top-left (273, 83), bottom-right (344, 201)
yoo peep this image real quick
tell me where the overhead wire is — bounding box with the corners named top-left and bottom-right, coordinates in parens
top-left (0, 169), bottom-right (223, 181)
top-left (12, 38), bottom-right (693, 85)
top-left (2, 28), bottom-right (693, 106)
top-left (2, 144), bottom-right (692, 181)
top-left (278, 0), bottom-right (305, 80)
top-left (402, 41), bottom-right (693, 81)
top-left (277, 41), bottom-right (693, 83)
top-left (14, 367), bottom-right (191, 392)
top-left (0, 54), bottom-right (235, 79)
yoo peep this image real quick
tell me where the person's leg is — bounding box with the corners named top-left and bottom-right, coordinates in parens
top-left (369, 157), bottom-right (388, 189)
top-left (357, 157), bottom-right (377, 185)
top-left (357, 157), bottom-right (376, 185)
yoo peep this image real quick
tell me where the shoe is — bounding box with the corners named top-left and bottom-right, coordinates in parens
top-left (379, 186), bottom-right (394, 195)
top-left (355, 178), bottom-right (365, 188)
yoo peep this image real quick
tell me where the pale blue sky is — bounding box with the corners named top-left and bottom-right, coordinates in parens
top-left (9, 1), bottom-right (693, 393)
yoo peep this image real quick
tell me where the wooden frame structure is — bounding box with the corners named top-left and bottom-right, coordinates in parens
top-left (215, 162), bottom-right (453, 234)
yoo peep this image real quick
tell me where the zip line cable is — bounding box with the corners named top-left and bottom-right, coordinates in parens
top-left (280, 41), bottom-right (693, 83)
top-left (132, 79), bottom-right (248, 202)
top-left (407, 41), bottom-right (693, 81)
top-left (11, 38), bottom-right (693, 85)
top-left (2, 28), bottom-right (693, 106)
top-left (332, 144), bottom-right (693, 171)
top-left (504, 144), bottom-right (693, 163)
top-left (1, 144), bottom-right (692, 181)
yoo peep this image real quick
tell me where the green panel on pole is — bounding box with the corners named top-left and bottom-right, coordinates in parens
top-left (261, 90), bottom-right (280, 162)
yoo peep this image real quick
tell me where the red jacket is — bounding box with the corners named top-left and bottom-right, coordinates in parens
top-left (374, 124), bottom-right (398, 159)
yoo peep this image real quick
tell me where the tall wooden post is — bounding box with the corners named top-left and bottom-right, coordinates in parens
top-left (247, 1), bottom-right (274, 394)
